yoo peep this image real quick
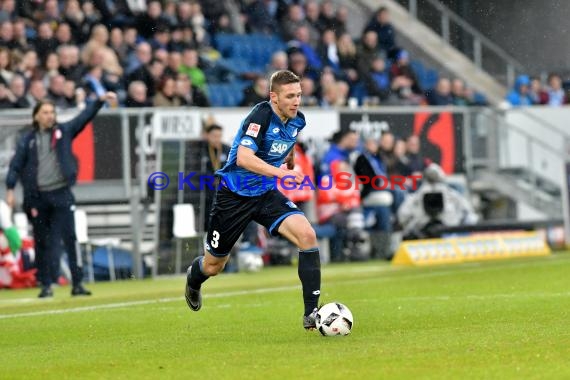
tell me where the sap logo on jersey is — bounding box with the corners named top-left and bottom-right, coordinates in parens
top-left (241, 138), bottom-right (253, 146)
top-left (269, 140), bottom-right (290, 155)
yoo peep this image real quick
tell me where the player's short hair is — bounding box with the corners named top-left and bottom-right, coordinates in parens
top-left (270, 70), bottom-right (300, 92)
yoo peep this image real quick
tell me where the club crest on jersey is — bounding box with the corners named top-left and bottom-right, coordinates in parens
top-left (269, 140), bottom-right (290, 156)
top-left (246, 123), bottom-right (261, 137)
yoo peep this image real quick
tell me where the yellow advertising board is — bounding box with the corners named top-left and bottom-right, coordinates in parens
top-left (392, 231), bottom-right (551, 266)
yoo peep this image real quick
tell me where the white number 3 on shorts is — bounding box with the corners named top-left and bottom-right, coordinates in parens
top-left (211, 230), bottom-right (220, 248)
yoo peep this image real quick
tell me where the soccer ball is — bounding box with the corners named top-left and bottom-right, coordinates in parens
top-left (315, 302), bottom-right (354, 336)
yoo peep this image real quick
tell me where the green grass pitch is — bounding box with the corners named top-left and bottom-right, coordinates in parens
top-left (1, 253), bottom-right (569, 379)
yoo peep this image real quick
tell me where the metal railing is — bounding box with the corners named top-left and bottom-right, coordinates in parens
top-left (401, 0), bottom-right (526, 88)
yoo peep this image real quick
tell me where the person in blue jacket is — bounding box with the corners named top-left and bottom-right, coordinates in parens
top-left (505, 75), bottom-right (534, 106)
top-left (5, 92), bottom-right (117, 298)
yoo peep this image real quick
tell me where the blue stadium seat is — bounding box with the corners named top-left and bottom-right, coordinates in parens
top-left (207, 81), bottom-right (250, 107)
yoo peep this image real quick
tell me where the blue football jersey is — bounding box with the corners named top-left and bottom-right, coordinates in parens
top-left (216, 101), bottom-right (306, 196)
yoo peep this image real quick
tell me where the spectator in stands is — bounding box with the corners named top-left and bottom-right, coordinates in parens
top-left (318, 0), bottom-right (338, 33)
top-left (26, 79), bottom-right (46, 108)
top-left (289, 25), bottom-right (322, 71)
top-left (125, 41), bottom-right (153, 76)
top-left (0, 20), bottom-right (16, 50)
top-left (240, 76), bottom-right (269, 107)
top-left (175, 73), bottom-right (210, 107)
top-left (317, 29), bottom-right (341, 75)
top-left (162, 1), bottom-right (178, 28)
top-left (364, 55), bottom-right (391, 103)
top-left (47, 74), bottom-right (74, 109)
top-left (354, 137), bottom-right (393, 259)
top-left (390, 50), bottom-right (423, 105)
top-left (320, 80), bottom-right (349, 108)
top-left (188, 2), bottom-right (210, 47)
top-left (62, 0), bottom-right (90, 44)
top-left (164, 51), bottom-right (181, 77)
top-left (154, 49), bottom-right (169, 67)
top-left (81, 24), bottom-right (123, 79)
top-left (426, 77), bottom-right (454, 106)
top-left (43, 0), bottom-right (62, 24)
top-left (528, 77), bottom-right (545, 105)
top-left (303, 0), bottom-right (322, 47)
top-left (109, 27), bottom-right (129, 68)
top-left (136, 0), bottom-right (168, 40)
top-left (281, 4), bottom-right (309, 43)
top-left (199, 0), bottom-right (231, 32)
top-left (14, 49), bottom-right (38, 83)
top-left (169, 25), bottom-right (191, 52)
top-left (125, 80), bottom-right (151, 107)
top-left (11, 18), bottom-right (29, 51)
top-left (153, 76), bottom-right (182, 107)
top-left (365, 7), bottom-right (397, 59)
top-left (0, 82), bottom-right (13, 108)
top-left (392, 138), bottom-right (413, 177)
top-left (5, 92), bottom-right (117, 298)
top-left (179, 47), bottom-right (207, 91)
top-left (34, 21), bottom-right (58, 65)
top-left (288, 49), bottom-right (318, 81)
top-left (42, 52), bottom-right (60, 84)
top-left (336, 32), bottom-right (359, 85)
top-left (300, 76), bottom-right (319, 106)
top-left (356, 30), bottom-right (380, 81)
top-left (0, 46), bottom-right (13, 85)
top-left (55, 22), bottom-right (74, 46)
top-left (82, 64), bottom-right (112, 102)
top-left (505, 75), bottom-right (534, 106)
top-left (128, 58), bottom-right (164, 98)
top-left (57, 45), bottom-right (84, 85)
top-left (148, 24), bottom-right (171, 53)
top-left (543, 73), bottom-right (568, 106)
top-left (267, 51), bottom-right (289, 75)
top-left (63, 79), bottom-right (84, 109)
top-left (404, 135), bottom-right (428, 176)
top-left (451, 78), bottom-right (472, 106)
top-left (317, 129), bottom-right (361, 261)
top-left (334, 5), bottom-right (349, 36)
top-left (198, 123), bottom-right (230, 231)
top-left (378, 131), bottom-right (398, 176)
top-left (0, 0), bottom-right (16, 23)
top-left (209, 12), bottom-right (235, 36)
top-left (9, 74), bottom-right (29, 108)
top-left (244, 0), bottom-right (279, 35)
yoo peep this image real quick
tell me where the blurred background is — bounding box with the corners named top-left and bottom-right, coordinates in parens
top-left (0, 0), bottom-right (568, 286)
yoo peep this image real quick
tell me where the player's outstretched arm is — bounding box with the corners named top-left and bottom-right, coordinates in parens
top-left (66, 92), bottom-right (118, 137)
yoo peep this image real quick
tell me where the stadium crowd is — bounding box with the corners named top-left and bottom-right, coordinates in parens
top-left (0, 0), bottom-right (501, 110)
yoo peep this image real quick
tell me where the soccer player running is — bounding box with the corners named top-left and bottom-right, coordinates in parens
top-left (185, 70), bottom-right (322, 330)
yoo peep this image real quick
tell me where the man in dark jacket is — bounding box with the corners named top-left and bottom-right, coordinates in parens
top-left (5, 92), bottom-right (117, 298)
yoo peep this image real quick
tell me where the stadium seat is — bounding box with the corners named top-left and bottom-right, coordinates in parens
top-left (74, 209), bottom-right (95, 283)
top-left (172, 204), bottom-right (198, 274)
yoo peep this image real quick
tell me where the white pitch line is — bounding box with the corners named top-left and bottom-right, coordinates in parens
top-left (0, 255), bottom-right (567, 320)
top-left (0, 285), bottom-right (300, 320)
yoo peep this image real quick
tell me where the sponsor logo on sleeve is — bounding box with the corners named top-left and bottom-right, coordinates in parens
top-left (246, 123), bottom-right (261, 137)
